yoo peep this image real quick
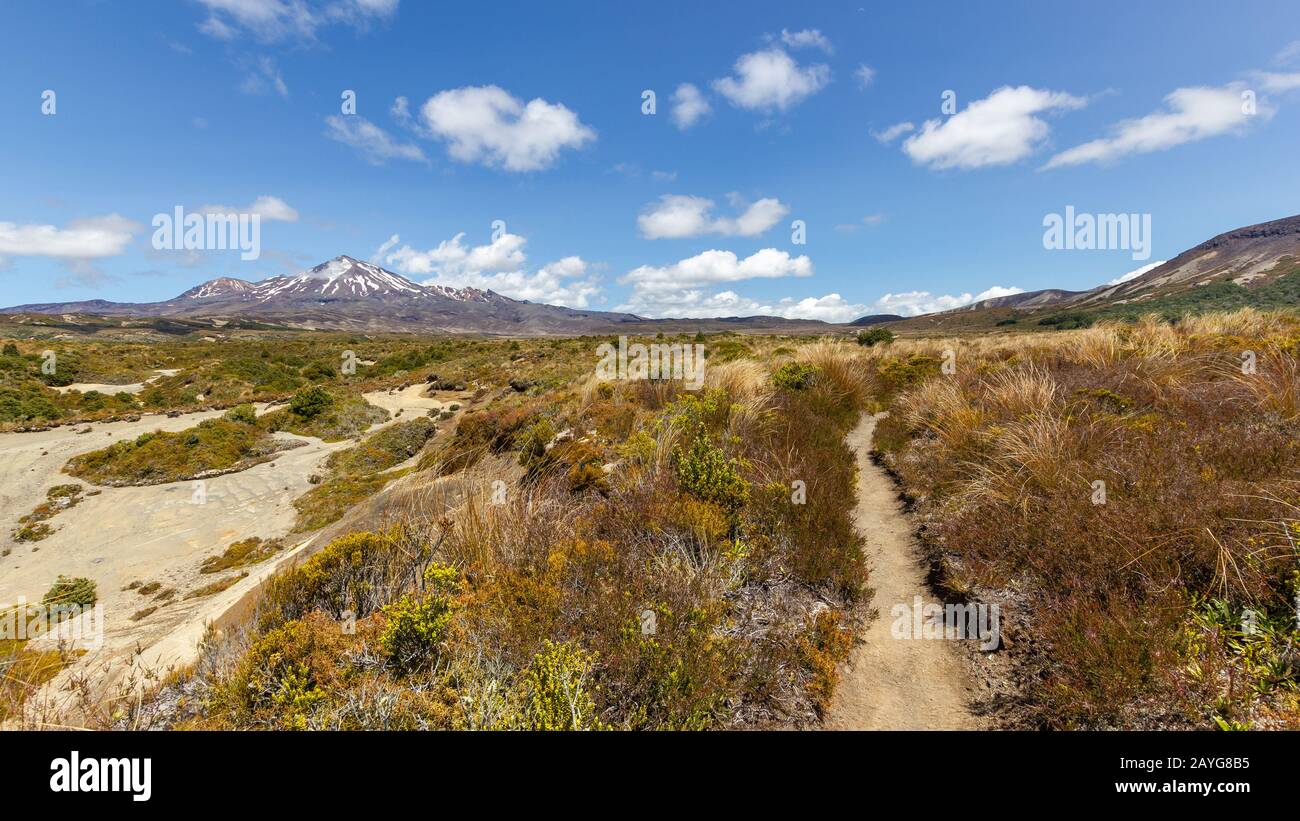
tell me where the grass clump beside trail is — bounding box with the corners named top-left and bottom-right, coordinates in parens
top-left (12, 484), bottom-right (92, 542)
top-left (291, 417), bottom-right (437, 532)
top-left (869, 310), bottom-right (1300, 729)
top-left (200, 536), bottom-right (286, 574)
top-left (153, 337), bottom-right (871, 731)
top-left (0, 637), bottom-right (67, 723)
top-left (185, 573), bottom-right (249, 600)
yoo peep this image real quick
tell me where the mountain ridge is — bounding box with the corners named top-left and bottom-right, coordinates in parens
top-left (1, 255), bottom-right (833, 335)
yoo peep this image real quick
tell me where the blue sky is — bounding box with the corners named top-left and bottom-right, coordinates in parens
top-left (2, 0), bottom-right (1299, 321)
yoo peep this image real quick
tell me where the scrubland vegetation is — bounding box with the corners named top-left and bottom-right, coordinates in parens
top-left (0, 332), bottom-right (600, 428)
top-left (9, 308), bottom-right (1300, 731)
top-left (869, 310), bottom-right (1300, 728)
top-left (290, 417), bottom-right (437, 531)
top-left (137, 340), bottom-right (872, 730)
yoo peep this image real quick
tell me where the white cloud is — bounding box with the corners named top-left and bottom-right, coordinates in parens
top-left (713, 48), bottom-right (830, 112)
top-left (780, 28), bottom-right (833, 54)
top-left (1252, 71), bottom-right (1300, 94)
top-left (374, 231), bottom-right (600, 308)
top-left (903, 86), bottom-right (1086, 170)
top-left (1106, 260), bottom-right (1165, 286)
top-left (201, 195), bottom-right (300, 222)
top-left (871, 121), bottom-right (914, 143)
top-left (196, 0), bottom-right (398, 42)
top-left (419, 85), bottom-right (595, 171)
top-left (239, 55), bottom-right (289, 97)
top-left (325, 115), bottom-right (427, 164)
top-left (854, 65), bottom-right (876, 88)
top-left (1044, 84), bottom-right (1261, 169)
top-left (617, 248), bottom-right (815, 317)
top-left (868, 285), bottom-right (1024, 317)
top-left (637, 194), bottom-right (789, 239)
top-left (1276, 40), bottom-right (1300, 66)
top-left (0, 214), bottom-right (140, 259)
top-left (671, 83), bottom-right (711, 130)
top-left (769, 293), bottom-right (864, 321)
top-left (619, 288), bottom-right (865, 322)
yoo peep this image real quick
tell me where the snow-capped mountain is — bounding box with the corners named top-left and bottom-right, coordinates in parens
top-left (0, 255), bottom-right (645, 334)
top-left (179, 277), bottom-right (259, 300)
top-left (180, 256), bottom-right (503, 305)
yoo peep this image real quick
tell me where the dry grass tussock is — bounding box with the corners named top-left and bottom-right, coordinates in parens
top-left (874, 308), bottom-right (1300, 729)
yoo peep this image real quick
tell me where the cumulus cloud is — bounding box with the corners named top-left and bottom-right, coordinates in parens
top-left (854, 64), bottom-right (876, 88)
top-left (325, 115), bottom-right (427, 164)
top-left (867, 285), bottom-right (1024, 317)
top-left (779, 28), bottom-right (833, 54)
top-left (0, 214), bottom-right (140, 259)
top-left (617, 248), bottom-right (821, 317)
top-left (1044, 84), bottom-right (1264, 169)
top-left (623, 248), bottom-right (811, 289)
top-left (419, 85), bottom-right (595, 171)
top-left (196, 0), bottom-right (398, 42)
top-left (671, 83), bottom-right (711, 130)
top-left (200, 195), bottom-right (299, 221)
top-left (373, 230), bottom-right (600, 308)
top-left (902, 86), bottom-right (1086, 170)
top-left (620, 289), bottom-right (866, 322)
top-left (871, 121), bottom-right (914, 143)
top-left (713, 48), bottom-right (830, 112)
top-left (637, 194), bottom-right (789, 239)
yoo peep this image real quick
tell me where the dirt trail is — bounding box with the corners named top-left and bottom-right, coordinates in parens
top-left (824, 412), bottom-right (981, 730)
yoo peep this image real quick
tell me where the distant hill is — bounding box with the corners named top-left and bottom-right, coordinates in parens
top-left (848, 314), bottom-right (904, 326)
top-left (0, 255), bottom-right (833, 336)
top-left (883, 214), bottom-right (1300, 333)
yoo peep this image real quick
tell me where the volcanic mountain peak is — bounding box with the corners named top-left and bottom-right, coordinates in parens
top-left (180, 277), bottom-right (258, 300)
top-left (425, 283), bottom-right (500, 303)
top-left (254, 255), bottom-right (428, 300)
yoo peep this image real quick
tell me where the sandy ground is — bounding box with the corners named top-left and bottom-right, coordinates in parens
top-left (51, 368), bottom-right (181, 395)
top-left (1, 384), bottom-right (448, 720)
top-left (824, 413), bottom-right (981, 730)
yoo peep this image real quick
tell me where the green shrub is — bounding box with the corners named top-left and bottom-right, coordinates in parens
top-left (223, 403), bottom-right (257, 424)
top-left (43, 575), bottom-right (97, 608)
top-left (378, 563), bottom-right (460, 675)
top-left (856, 327), bottom-right (895, 346)
top-left (674, 426), bottom-right (749, 514)
top-left (771, 362), bottom-right (818, 390)
top-left (516, 640), bottom-right (605, 731)
top-left (289, 385), bottom-right (333, 418)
